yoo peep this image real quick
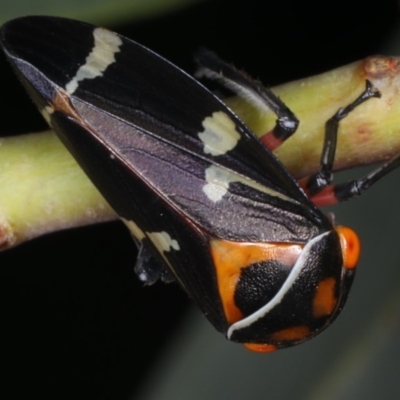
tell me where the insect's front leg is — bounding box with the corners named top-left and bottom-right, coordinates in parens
top-left (298, 80), bottom-right (400, 206)
top-left (308, 153), bottom-right (400, 206)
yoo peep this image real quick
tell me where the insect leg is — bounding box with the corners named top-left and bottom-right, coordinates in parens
top-left (132, 238), bottom-right (175, 285)
top-left (309, 154), bottom-right (400, 206)
top-left (195, 49), bottom-right (299, 151)
top-left (300, 80), bottom-right (400, 206)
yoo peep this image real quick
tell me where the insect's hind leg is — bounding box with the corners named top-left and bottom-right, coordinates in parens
top-left (195, 49), bottom-right (299, 151)
top-left (133, 241), bottom-right (175, 285)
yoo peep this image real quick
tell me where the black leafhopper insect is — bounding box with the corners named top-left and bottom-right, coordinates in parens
top-left (1, 16), bottom-right (399, 352)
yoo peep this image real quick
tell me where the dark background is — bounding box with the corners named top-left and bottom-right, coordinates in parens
top-left (1, 1), bottom-right (400, 399)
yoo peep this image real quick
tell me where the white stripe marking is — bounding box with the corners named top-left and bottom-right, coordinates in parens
top-left (203, 165), bottom-right (296, 203)
top-left (65, 28), bottom-right (122, 94)
top-left (40, 105), bottom-right (54, 126)
top-left (198, 111), bottom-right (241, 156)
top-left (196, 67), bottom-right (271, 114)
top-left (227, 232), bottom-right (330, 339)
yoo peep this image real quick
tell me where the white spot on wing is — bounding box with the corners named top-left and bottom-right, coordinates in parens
top-left (203, 165), bottom-right (296, 204)
top-left (65, 27), bottom-right (123, 94)
top-left (203, 165), bottom-right (232, 202)
top-left (122, 222), bottom-right (180, 281)
top-left (122, 218), bottom-right (145, 241)
top-left (146, 231), bottom-right (187, 291)
top-left (40, 105), bottom-right (54, 126)
top-left (147, 231), bottom-right (180, 254)
top-left (198, 111), bottom-right (241, 156)
top-left (227, 232), bottom-right (330, 339)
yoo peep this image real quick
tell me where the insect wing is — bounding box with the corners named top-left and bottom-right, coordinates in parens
top-left (0, 16), bottom-right (330, 244)
top-left (0, 16), bottom-right (335, 338)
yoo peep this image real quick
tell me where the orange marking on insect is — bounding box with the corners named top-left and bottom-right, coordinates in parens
top-left (312, 277), bottom-right (337, 318)
top-left (243, 343), bottom-right (277, 353)
top-left (210, 239), bottom-right (302, 324)
top-left (297, 179), bottom-right (339, 207)
top-left (336, 226), bottom-right (360, 270)
top-left (270, 326), bottom-right (311, 342)
top-left (260, 131), bottom-right (283, 151)
top-left (52, 89), bottom-right (82, 121)
top-left (309, 186), bottom-right (339, 207)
